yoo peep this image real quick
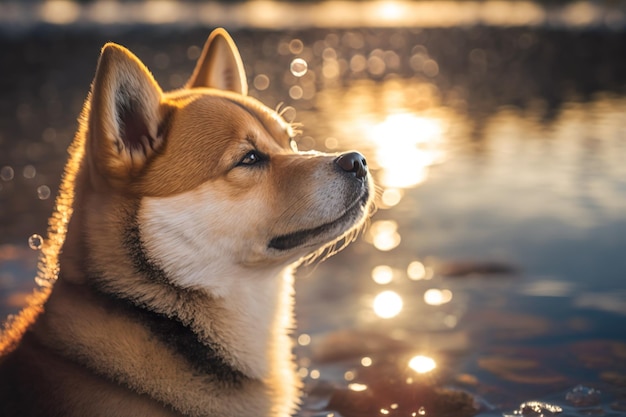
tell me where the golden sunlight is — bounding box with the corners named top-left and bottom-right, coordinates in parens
top-left (368, 220), bottom-right (401, 251)
top-left (380, 188), bottom-right (403, 208)
top-left (408, 355), bottom-right (437, 374)
top-left (367, 113), bottom-right (444, 189)
top-left (40, 0), bottom-right (80, 25)
top-left (407, 260), bottom-right (426, 280)
top-left (297, 333), bottom-right (311, 346)
top-left (377, 1), bottom-right (405, 21)
top-left (423, 289), bottom-right (453, 306)
top-left (371, 265), bottom-right (394, 285)
top-left (373, 290), bottom-right (403, 318)
top-left (348, 383), bottom-right (368, 392)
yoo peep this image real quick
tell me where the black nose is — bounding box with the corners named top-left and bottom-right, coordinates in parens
top-left (335, 151), bottom-right (368, 179)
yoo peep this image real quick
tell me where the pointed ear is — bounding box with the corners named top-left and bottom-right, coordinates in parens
top-left (87, 42), bottom-right (165, 186)
top-left (186, 28), bottom-right (248, 95)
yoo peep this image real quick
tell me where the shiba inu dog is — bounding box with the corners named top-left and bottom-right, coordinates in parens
top-left (0, 29), bottom-right (373, 417)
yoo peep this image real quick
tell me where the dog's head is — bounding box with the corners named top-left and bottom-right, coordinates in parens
top-left (79, 29), bottom-right (373, 292)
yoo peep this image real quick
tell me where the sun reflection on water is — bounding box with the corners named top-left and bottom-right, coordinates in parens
top-left (314, 80), bottom-right (452, 209)
top-left (423, 289), bottom-right (453, 306)
top-left (408, 355), bottom-right (437, 374)
top-left (373, 290), bottom-right (403, 318)
top-left (371, 265), bottom-right (394, 285)
top-left (380, 188), bottom-right (403, 208)
top-left (367, 113), bottom-right (445, 189)
top-left (407, 261), bottom-right (428, 280)
top-left (348, 382), bottom-right (368, 392)
top-left (367, 220), bottom-right (401, 251)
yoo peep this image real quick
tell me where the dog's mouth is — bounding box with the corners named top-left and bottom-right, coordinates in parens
top-left (268, 189), bottom-right (370, 251)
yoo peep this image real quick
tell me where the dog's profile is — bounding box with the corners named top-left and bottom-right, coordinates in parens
top-left (0, 29), bottom-right (373, 417)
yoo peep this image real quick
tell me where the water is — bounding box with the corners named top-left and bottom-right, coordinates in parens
top-left (1, 16), bottom-right (626, 417)
top-left (503, 401), bottom-right (563, 416)
top-left (565, 385), bottom-right (601, 407)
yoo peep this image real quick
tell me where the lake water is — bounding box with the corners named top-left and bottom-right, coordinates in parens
top-left (1, 13), bottom-right (626, 417)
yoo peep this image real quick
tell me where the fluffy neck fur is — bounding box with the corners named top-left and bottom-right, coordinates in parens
top-left (48, 155), bottom-right (300, 416)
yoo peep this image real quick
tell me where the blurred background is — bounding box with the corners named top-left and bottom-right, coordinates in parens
top-left (1, 1), bottom-right (626, 416)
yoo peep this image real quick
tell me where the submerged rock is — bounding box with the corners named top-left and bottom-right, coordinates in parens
top-left (325, 360), bottom-right (477, 417)
top-left (503, 401), bottom-right (563, 416)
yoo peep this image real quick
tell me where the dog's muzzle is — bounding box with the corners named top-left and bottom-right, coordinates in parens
top-left (268, 151), bottom-right (370, 252)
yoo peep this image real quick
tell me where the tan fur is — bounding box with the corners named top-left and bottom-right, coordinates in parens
top-left (0, 29), bottom-right (373, 417)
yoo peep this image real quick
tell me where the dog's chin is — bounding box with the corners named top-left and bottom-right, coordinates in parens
top-left (268, 190), bottom-right (370, 252)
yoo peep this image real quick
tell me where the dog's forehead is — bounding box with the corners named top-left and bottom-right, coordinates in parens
top-left (225, 96), bottom-right (294, 145)
top-left (165, 90), bottom-right (292, 146)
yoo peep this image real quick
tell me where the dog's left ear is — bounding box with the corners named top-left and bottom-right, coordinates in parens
top-left (186, 28), bottom-right (248, 95)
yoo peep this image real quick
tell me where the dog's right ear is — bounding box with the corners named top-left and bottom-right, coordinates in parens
top-left (186, 28), bottom-right (248, 95)
top-left (87, 43), bottom-right (165, 188)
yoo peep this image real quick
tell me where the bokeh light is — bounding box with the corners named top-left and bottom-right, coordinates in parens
top-left (368, 220), bottom-right (401, 251)
top-left (28, 234), bottom-right (43, 250)
top-left (297, 333), bottom-right (311, 346)
top-left (381, 188), bottom-right (403, 207)
top-left (409, 355), bottom-right (437, 374)
top-left (1, 166), bottom-right (14, 181)
top-left (371, 265), bottom-right (394, 285)
top-left (423, 289), bottom-right (453, 306)
top-left (290, 58), bottom-right (308, 77)
top-left (373, 290), bottom-right (403, 318)
top-left (40, 0), bottom-right (80, 25)
top-left (407, 261), bottom-right (426, 280)
top-left (37, 185), bottom-right (51, 200)
top-left (253, 74), bottom-right (270, 91)
top-left (348, 383), bottom-right (368, 392)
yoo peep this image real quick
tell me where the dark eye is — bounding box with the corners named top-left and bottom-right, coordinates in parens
top-left (239, 150), bottom-right (263, 166)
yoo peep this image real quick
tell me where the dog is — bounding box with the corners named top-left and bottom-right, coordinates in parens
top-left (0, 29), bottom-right (373, 417)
